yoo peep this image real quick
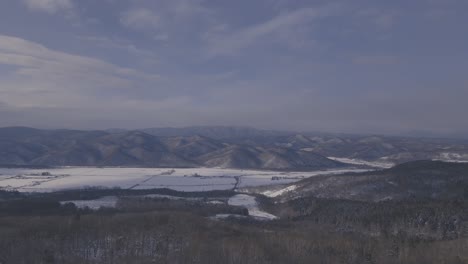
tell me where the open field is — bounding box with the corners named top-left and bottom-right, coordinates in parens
top-left (0, 167), bottom-right (369, 192)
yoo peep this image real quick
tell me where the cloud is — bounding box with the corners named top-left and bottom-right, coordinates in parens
top-left (119, 0), bottom-right (213, 39)
top-left (357, 8), bottom-right (397, 30)
top-left (0, 35), bottom-right (160, 109)
top-left (205, 6), bottom-right (336, 56)
top-left (353, 55), bottom-right (399, 65)
top-left (2, 1), bottom-right (468, 135)
top-left (120, 8), bottom-right (161, 31)
top-left (23, 0), bottom-right (73, 14)
top-left (75, 35), bottom-right (159, 61)
top-left (168, 0), bottom-right (211, 18)
top-left (375, 13), bottom-right (395, 29)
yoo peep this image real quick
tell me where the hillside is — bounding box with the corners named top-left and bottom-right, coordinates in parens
top-left (197, 145), bottom-right (343, 169)
top-left (260, 161), bottom-right (468, 202)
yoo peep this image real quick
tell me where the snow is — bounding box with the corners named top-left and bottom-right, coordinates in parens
top-left (0, 167), bottom-right (372, 193)
top-left (228, 194), bottom-right (277, 220)
top-left (328, 157), bottom-right (394, 168)
top-left (207, 200), bottom-right (224, 205)
top-left (262, 185), bottom-right (297, 197)
top-left (436, 159), bottom-right (468, 163)
top-left (61, 196), bottom-right (118, 210)
top-left (131, 175), bottom-right (235, 191)
top-left (433, 153), bottom-right (468, 163)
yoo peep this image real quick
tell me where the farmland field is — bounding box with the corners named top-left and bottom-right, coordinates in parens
top-left (0, 167), bottom-right (369, 192)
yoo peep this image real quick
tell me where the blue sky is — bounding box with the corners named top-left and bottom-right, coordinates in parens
top-left (0, 0), bottom-right (467, 136)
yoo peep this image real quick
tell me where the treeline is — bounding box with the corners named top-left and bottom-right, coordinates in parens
top-left (0, 191), bottom-right (245, 218)
top-left (265, 196), bottom-right (468, 241)
top-left (0, 210), bottom-right (466, 264)
top-left (0, 189), bottom-right (467, 263)
top-left (31, 187), bottom-right (237, 202)
top-left (0, 189), bottom-right (22, 199)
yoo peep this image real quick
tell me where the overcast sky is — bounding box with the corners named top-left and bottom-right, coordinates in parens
top-left (0, 0), bottom-right (467, 136)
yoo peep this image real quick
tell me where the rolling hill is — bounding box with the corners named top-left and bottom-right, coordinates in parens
top-left (0, 127), bottom-right (343, 169)
top-left (262, 160), bottom-right (468, 202)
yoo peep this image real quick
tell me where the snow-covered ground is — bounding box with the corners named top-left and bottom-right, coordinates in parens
top-left (131, 175), bottom-right (235, 192)
top-left (262, 185), bottom-right (298, 198)
top-left (227, 194), bottom-right (277, 220)
top-left (60, 196), bottom-right (118, 210)
top-left (328, 157), bottom-right (394, 168)
top-left (60, 193), bottom-right (276, 220)
top-left (433, 153), bottom-right (468, 163)
top-left (0, 167), bottom-right (370, 193)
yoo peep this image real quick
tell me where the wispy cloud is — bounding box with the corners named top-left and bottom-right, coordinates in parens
top-left (0, 35), bottom-right (159, 108)
top-left (119, 0), bottom-right (213, 40)
top-left (205, 6), bottom-right (337, 56)
top-left (357, 8), bottom-right (398, 31)
top-left (1, 0), bottom-right (467, 134)
top-left (353, 55), bottom-right (399, 65)
top-left (23, 0), bottom-right (73, 14)
top-left (120, 8), bottom-right (161, 31)
top-left (76, 35), bottom-right (158, 58)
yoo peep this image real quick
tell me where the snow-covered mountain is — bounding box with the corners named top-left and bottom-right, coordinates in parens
top-left (0, 127), bottom-right (343, 169)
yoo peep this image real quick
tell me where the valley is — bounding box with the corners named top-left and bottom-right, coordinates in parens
top-left (1, 127), bottom-right (468, 263)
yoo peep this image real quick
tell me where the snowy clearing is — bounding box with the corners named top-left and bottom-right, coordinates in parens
top-left (262, 185), bottom-right (298, 197)
top-left (60, 196), bottom-right (118, 210)
top-left (228, 194), bottom-right (277, 220)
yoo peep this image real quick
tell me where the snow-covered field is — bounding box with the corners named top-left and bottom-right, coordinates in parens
top-left (0, 167), bottom-right (369, 193)
top-left (327, 157), bottom-right (394, 168)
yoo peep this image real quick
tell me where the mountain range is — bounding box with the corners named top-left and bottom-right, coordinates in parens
top-left (1, 126), bottom-right (468, 169)
top-left (0, 127), bottom-right (344, 169)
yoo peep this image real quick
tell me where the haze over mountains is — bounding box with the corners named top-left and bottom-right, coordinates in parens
top-left (1, 126), bottom-right (468, 169)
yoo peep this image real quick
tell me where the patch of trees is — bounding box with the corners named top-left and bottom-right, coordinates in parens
top-left (0, 189), bottom-right (22, 199)
top-left (0, 198), bottom-right (79, 216)
top-left (0, 210), bottom-right (466, 264)
top-left (31, 187), bottom-right (237, 202)
top-left (276, 197), bottom-right (468, 241)
top-left (1, 188), bottom-right (467, 263)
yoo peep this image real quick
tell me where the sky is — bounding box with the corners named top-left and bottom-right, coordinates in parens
top-left (0, 0), bottom-right (467, 136)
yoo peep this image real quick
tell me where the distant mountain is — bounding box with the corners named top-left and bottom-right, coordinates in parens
top-left (2, 126), bottom-right (468, 168)
top-left (0, 126), bottom-right (44, 140)
top-left (0, 127), bottom-right (341, 169)
top-left (161, 135), bottom-right (227, 160)
top-left (139, 126), bottom-right (292, 139)
top-left (266, 161), bottom-right (468, 202)
top-left (240, 133), bottom-right (468, 164)
top-left (0, 129), bottom-right (195, 167)
top-left (36, 131), bottom-right (196, 167)
top-left (197, 145), bottom-right (343, 170)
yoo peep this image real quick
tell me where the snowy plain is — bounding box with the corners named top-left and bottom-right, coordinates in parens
top-left (0, 167), bottom-right (369, 193)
